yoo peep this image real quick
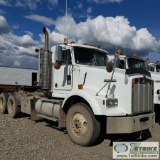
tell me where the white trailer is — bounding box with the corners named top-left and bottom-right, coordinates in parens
top-left (0, 28), bottom-right (155, 146)
top-left (0, 66), bottom-right (38, 86)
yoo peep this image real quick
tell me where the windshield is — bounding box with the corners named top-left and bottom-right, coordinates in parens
top-left (156, 65), bottom-right (160, 72)
top-left (127, 58), bottom-right (147, 69)
top-left (74, 47), bottom-right (106, 66)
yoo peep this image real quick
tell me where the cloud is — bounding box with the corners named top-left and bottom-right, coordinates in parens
top-left (48, 15), bottom-right (158, 56)
top-left (14, 0), bottom-right (41, 9)
top-left (87, 7), bottom-right (92, 14)
top-left (0, 16), bottom-right (10, 34)
top-left (25, 14), bottom-right (55, 26)
top-left (0, 0), bottom-right (123, 9)
top-left (87, 0), bottom-right (123, 4)
top-left (3, 34), bottom-right (38, 47)
top-left (77, 2), bottom-right (83, 9)
top-left (24, 31), bottom-right (34, 37)
top-left (0, 9), bottom-right (7, 14)
top-left (0, 16), bottom-right (39, 69)
top-left (48, 0), bottom-right (58, 6)
top-left (0, 0), bottom-right (11, 6)
top-left (12, 24), bottom-right (19, 29)
top-left (0, 33), bottom-right (39, 57)
top-left (0, 53), bottom-right (38, 68)
top-left (0, 34), bottom-right (39, 68)
top-left (132, 28), bottom-right (156, 50)
top-left (0, 0), bottom-right (58, 9)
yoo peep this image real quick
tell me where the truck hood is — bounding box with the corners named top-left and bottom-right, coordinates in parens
top-left (150, 72), bottom-right (160, 82)
top-left (78, 66), bottom-right (152, 95)
top-left (77, 66), bottom-right (153, 115)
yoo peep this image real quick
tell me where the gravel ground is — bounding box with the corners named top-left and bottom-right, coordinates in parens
top-left (0, 113), bottom-right (160, 160)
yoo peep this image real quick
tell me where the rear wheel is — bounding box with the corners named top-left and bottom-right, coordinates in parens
top-left (7, 94), bottom-right (21, 118)
top-left (0, 93), bottom-right (8, 114)
top-left (66, 103), bottom-right (101, 146)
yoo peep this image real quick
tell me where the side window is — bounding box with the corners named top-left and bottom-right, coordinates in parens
top-left (148, 66), bottom-right (154, 72)
top-left (119, 60), bottom-right (125, 69)
top-left (62, 49), bottom-right (71, 65)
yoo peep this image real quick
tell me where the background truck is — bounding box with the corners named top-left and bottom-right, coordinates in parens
top-left (108, 52), bottom-right (160, 122)
top-left (0, 28), bottom-right (155, 146)
top-left (147, 60), bottom-right (160, 73)
top-left (147, 59), bottom-right (160, 122)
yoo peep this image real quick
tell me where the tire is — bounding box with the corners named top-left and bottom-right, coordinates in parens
top-left (66, 103), bottom-right (101, 146)
top-left (0, 93), bottom-right (8, 114)
top-left (7, 94), bottom-right (21, 118)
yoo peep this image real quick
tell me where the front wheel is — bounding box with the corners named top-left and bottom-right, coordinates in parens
top-left (66, 103), bottom-right (101, 146)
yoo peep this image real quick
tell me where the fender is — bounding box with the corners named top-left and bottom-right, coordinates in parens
top-left (62, 89), bottom-right (106, 115)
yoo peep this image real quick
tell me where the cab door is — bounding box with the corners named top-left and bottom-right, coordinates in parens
top-left (53, 49), bottom-right (72, 91)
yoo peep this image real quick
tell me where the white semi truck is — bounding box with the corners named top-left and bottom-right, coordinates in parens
top-left (108, 52), bottom-right (160, 122)
top-left (0, 28), bottom-right (155, 146)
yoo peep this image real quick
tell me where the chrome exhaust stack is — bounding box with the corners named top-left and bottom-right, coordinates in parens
top-left (39, 27), bottom-right (51, 91)
top-left (43, 27), bottom-right (49, 51)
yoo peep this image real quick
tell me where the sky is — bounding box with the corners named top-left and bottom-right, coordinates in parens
top-left (0, 0), bottom-right (160, 69)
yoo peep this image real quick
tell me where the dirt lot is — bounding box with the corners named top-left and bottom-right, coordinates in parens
top-left (0, 113), bottom-right (160, 160)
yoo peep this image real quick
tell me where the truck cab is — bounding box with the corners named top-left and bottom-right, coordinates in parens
top-left (51, 43), bottom-right (108, 97)
top-left (108, 54), bottom-right (147, 70)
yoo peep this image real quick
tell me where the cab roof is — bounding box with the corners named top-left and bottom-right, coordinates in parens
top-left (60, 43), bottom-right (109, 54)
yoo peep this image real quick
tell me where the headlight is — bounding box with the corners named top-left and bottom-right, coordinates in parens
top-left (106, 98), bottom-right (118, 107)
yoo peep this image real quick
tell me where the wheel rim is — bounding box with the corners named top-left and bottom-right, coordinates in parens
top-left (71, 113), bottom-right (88, 137)
top-left (8, 99), bottom-right (14, 115)
top-left (0, 97), bottom-right (3, 111)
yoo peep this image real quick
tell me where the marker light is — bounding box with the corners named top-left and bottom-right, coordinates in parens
top-left (103, 100), bottom-right (105, 105)
top-left (156, 60), bottom-right (160, 64)
top-left (116, 49), bottom-right (121, 54)
top-left (84, 43), bottom-right (94, 47)
top-left (64, 38), bottom-right (68, 44)
top-left (146, 58), bottom-right (150, 62)
top-left (132, 53), bottom-right (138, 58)
top-left (70, 41), bottom-right (75, 44)
top-left (78, 84), bottom-right (83, 89)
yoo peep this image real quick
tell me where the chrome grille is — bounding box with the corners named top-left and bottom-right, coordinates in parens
top-left (132, 78), bottom-right (153, 114)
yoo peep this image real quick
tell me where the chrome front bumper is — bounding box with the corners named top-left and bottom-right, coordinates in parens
top-left (106, 112), bottom-right (155, 134)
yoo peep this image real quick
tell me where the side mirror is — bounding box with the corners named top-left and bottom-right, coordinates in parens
top-left (106, 61), bottom-right (113, 72)
top-left (54, 46), bottom-right (62, 70)
top-left (157, 90), bottom-right (160, 94)
top-left (35, 48), bottom-right (39, 52)
top-left (54, 61), bottom-right (62, 70)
